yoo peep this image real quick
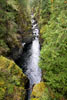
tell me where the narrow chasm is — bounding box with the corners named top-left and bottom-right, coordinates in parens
top-left (15, 43), bottom-right (31, 100)
top-left (16, 15), bottom-right (42, 100)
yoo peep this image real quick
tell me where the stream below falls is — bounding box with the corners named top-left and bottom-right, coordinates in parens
top-left (16, 14), bottom-right (42, 100)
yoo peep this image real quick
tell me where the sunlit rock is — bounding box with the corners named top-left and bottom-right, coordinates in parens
top-left (0, 56), bottom-right (28, 100)
top-left (31, 82), bottom-right (45, 100)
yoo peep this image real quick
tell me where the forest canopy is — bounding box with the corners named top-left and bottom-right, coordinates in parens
top-left (0, 0), bottom-right (67, 100)
top-left (33, 0), bottom-right (67, 99)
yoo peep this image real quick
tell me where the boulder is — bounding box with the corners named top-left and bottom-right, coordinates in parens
top-left (0, 56), bottom-right (29, 100)
top-left (31, 82), bottom-right (45, 100)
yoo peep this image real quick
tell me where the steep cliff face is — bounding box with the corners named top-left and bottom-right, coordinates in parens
top-left (0, 56), bottom-right (29, 100)
top-left (0, 0), bottom-right (32, 59)
top-left (0, 1), bottom-right (32, 99)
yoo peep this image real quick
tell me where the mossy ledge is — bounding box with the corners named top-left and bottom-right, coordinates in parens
top-left (31, 82), bottom-right (45, 100)
top-left (31, 82), bottom-right (55, 100)
top-left (0, 56), bottom-right (29, 100)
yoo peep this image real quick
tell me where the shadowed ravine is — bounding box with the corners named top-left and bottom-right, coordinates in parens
top-left (16, 15), bottom-right (42, 100)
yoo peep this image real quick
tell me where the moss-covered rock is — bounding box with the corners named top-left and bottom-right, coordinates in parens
top-left (31, 82), bottom-right (54, 100)
top-left (0, 56), bottom-right (28, 100)
top-left (31, 82), bottom-right (45, 100)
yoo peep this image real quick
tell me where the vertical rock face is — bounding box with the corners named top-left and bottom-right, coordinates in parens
top-left (0, 0), bottom-right (32, 60)
top-left (0, 56), bottom-right (29, 100)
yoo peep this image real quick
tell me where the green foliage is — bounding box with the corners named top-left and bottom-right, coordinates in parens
top-left (0, 0), bottom-right (31, 55)
top-left (0, 0), bottom-right (7, 9)
top-left (0, 56), bottom-right (28, 100)
top-left (39, 88), bottom-right (50, 100)
top-left (8, 84), bottom-right (14, 94)
top-left (0, 88), bottom-right (5, 100)
top-left (0, 40), bottom-right (9, 49)
top-left (0, 24), bottom-right (7, 38)
top-left (37, 0), bottom-right (67, 99)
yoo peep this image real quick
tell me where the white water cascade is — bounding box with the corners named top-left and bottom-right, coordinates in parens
top-left (16, 14), bottom-right (42, 100)
top-left (25, 15), bottom-right (42, 88)
top-left (25, 37), bottom-right (41, 87)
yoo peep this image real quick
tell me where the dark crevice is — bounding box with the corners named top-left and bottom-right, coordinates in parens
top-left (15, 43), bottom-right (32, 100)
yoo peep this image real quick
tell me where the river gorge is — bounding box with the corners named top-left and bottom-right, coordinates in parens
top-left (16, 15), bottom-right (42, 100)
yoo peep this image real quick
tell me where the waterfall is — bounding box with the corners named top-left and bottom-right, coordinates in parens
top-left (16, 14), bottom-right (42, 100)
top-left (25, 37), bottom-right (41, 87)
